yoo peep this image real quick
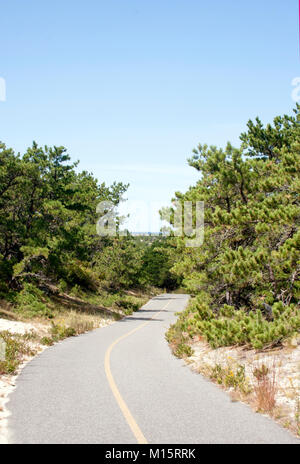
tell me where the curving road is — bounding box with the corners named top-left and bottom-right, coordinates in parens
top-left (7, 294), bottom-right (299, 444)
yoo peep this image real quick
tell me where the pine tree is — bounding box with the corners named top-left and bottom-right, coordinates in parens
top-left (166, 106), bottom-right (300, 349)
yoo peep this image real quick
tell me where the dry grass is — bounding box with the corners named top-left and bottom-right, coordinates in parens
top-left (59, 312), bottom-right (94, 334)
top-left (252, 361), bottom-right (278, 413)
top-left (53, 310), bottom-right (114, 335)
top-left (187, 339), bottom-right (300, 437)
top-left (0, 331), bottom-right (38, 375)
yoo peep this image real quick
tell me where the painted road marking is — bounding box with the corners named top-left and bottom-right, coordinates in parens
top-left (104, 298), bottom-right (172, 444)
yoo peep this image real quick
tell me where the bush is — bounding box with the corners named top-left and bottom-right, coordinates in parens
top-left (14, 283), bottom-right (53, 318)
top-left (69, 284), bottom-right (83, 298)
top-left (40, 336), bottom-right (54, 346)
top-left (115, 296), bottom-right (142, 315)
top-left (174, 343), bottom-right (193, 358)
top-left (58, 279), bottom-right (68, 293)
top-left (168, 297), bottom-right (300, 350)
top-left (0, 331), bottom-right (36, 375)
top-left (50, 322), bottom-right (76, 342)
top-left (65, 260), bottom-right (99, 292)
top-left (209, 362), bottom-right (251, 394)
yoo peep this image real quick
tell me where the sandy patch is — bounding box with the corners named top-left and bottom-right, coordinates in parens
top-left (185, 336), bottom-right (300, 437)
top-left (0, 319), bottom-right (41, 335)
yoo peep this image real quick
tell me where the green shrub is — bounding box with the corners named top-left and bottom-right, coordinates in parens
top-left (66, 260), bottom-right (99, 292)
top-left (0, 331), bottom-right (36, 375)
top-left (50, 322), bottom-right (76, 342)
top-left (167, 297), bottom-right (300, 350)
top-left (58, 279), bottom-right (68, 293)
top-left (116, 296), bottom-right (141, 315)
top-left (209, 362), bottom-right (251, 394)
top-left (174, 343), bottom-right (193, 358)
top-left (14, 283), bottom-right (53, 318)
top-left (40, 336), bottom-right (54, 346)
top-left (69, 284), bottom-right (83, 298)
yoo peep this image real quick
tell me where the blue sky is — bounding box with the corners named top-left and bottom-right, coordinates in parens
top-left (0, 0), bottom-right (299, 231)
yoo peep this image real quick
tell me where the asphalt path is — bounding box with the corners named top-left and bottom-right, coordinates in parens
top-left (7, 294), bottom-right (299, 444)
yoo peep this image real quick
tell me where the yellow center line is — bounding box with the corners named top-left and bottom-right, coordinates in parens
top-left (104, 299), bottom-right (172, 444)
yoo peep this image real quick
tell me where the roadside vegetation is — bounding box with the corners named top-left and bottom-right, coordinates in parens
top-left (0, 331), bottom-right (37, 375)
top-left (166, 105), bottom-right (300, 353)
top-left (164, 105), bottom-right (300, 435)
